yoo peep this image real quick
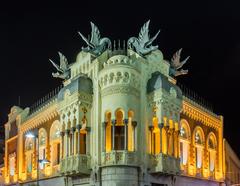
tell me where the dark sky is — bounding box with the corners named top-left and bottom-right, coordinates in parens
top-left (1, 1), bottom-right (240, 155)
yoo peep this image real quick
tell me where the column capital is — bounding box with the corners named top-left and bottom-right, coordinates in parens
top-left (158, 123), bottom-right (164, 129)
top-left (65, 129), bottom-right (70, 135)
top-left (111, 119), bottom-right (116, 125)
top-left (76, 124), bottom-right (82, 130)
top-left (71, 127), bottom-right (76, 132)
top-left (124, 119), bottom-right (128, 125)
top-left (149, 126), bottom-right (154, 131)
top-left (132, 121), bottom-right (137, 127)
top-left (60, 131), bottom-right (65, 137)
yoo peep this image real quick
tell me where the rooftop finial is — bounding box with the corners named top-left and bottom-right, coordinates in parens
top-left (113, 40), bottom-right (116, 50)
top-left (118, 39), bottom-right (120, 50)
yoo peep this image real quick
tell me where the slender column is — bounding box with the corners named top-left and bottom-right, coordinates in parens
top-left (164, 126), bottom-right (169, 155)
top-left (132, 121), bottom-right (137, 151)
top-left (65, 130), bottom-right (70, 157)
top-left (174, 130), bottom-right (180, 158)
top-left (124, 119), bottom-right (128, 151)
top-left (149, 126), bottom-right (154, 154)
top-left (111, 120), bottom-right (116, 150)
top-left (71, 127), bottom-right (75, 155)
top-left (60, 131), bottom-right (65, 159)
top-left (102, 122), bottom-right (106, 152)
top-left (170, 128), bottom-right (174, 156)
top-left (158, 123), bottom-right (164, 153)
top-left (76, 125), bottom-right (81, 154)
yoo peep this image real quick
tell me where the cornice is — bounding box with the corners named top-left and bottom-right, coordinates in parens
top-left (19, 103), bottom-right (58, 133)
top-left (182, 100), bottom-right (222, 129)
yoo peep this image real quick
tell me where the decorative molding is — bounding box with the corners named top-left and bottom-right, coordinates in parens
top-left (182, 100), bottom-right (222, 129)
top-left (101, 85), bottom-right (140, 98)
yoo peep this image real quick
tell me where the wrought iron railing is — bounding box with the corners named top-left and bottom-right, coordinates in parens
top-left (177, 82), bottom-right (214, 112)
top-left (29, 84), bottom-right (63, 115)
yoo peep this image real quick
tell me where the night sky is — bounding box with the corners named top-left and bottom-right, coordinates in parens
top-left (1, 2), bottom-right (240, 156)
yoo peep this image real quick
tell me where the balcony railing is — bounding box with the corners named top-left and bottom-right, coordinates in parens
top-left (101, 150), bottom-right (138, 166)
top-left (60, 154), bottom-right (91, 175)
top-left (148, 153), bottom-right (180, 174)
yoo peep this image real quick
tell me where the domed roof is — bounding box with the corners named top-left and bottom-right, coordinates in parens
top-left (147, 72), bottom-right (182, 99)
top-left (58, 76), bottom-right (93, 101)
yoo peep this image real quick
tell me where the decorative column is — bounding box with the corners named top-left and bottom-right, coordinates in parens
top-left (111, 120), bottom-right (116, 150)
top-left (158, 123), bottom-right (164, 153)
top-left (149, 126), bottom-right (154, 154)
top-left (60, 131), bottom-right (65, 159)
top-left (124, 119), bottom-right (128, 151)
top-left (169, 128), bottom-right (174, 156)
top-left (102, 122), bottom-right (106, 152)
top-left (164, 126), bottom-right (169, 155)
top-left (76, 124), bottom-right (81, 154)
top-left (174, 130), bottom-right (180, 158)
top-left (65, 129), bottom-right (70, 157)
top-left (132, 121), bottom-right (137, 151)
top-left (71, 127), bottom-right (75, 155)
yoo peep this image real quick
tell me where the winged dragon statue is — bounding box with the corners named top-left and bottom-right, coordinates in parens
top-left (169, 48), bottom-right (190, 77)
top-left (78, 22), bottom-right (111, 56)
top-left (127, 20), bottom-right (160, 56)
top-left (49, 52), bottom-right (70, 80)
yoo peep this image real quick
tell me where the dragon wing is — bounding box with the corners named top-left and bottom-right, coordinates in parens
top-left (171, 48), bottom-right (182, 68)
top-left (58, 52), bottom-right (68, 71)
top-left (138, 20), bottom-right (150, 47)
top-left (49, 59), bottom-right (63, 72)
top-left (145, 30), bottom-right (160, 47)
top-left (90, 22), bottom-right (101, 47)
top-left (78, 31), bottom-right (94, 48)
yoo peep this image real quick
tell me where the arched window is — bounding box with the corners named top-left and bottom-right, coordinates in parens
top-left (104, 109), bottom-right (135, 152)
top-left (115, 109), bottom-right (124, 150)
top-left (193, 127), bottom-right (204, 169)
top-left (25, 137), bottom-right (34, 173)
top-left (50, 120), bottom-right (61, 166)
top-left (179, 119), bottom-right (191, 166)
top-left (208, 133), bottom-right (217, 172)
top-left (39, 128), bottom-right (47, 160)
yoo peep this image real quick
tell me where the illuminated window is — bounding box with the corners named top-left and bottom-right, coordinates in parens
top-left (9, 153), bottom-right (16, 176)
top-left (25, 137), bottom-right (34, 173)
top-left (208, 134), bottom-right (217, 172)
top-left (105, 109), bottom-right (135, 152)
top-left (115, 109), bottom-right (124, 150)
top-left (50, 120), bottom-right (61, 166)
top-left (179, 119), bottom-right (190, 166)
top-left (194, 128), bottom-right (204, 169)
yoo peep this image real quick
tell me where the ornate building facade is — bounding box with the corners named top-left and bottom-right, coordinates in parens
top-left (3, 21), bottom-right (225, 186)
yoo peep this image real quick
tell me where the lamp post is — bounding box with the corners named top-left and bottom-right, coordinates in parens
top-left (26, 131), bottom-right (50, 186)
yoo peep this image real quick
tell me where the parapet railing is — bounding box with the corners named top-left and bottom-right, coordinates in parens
top-left (177, 82), bottom-right (214, 112)
top-left (29, 84), bottom-right (63, 115)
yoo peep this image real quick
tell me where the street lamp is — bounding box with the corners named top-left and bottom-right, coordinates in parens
top-left (25, 131), bottom-right (50, 186)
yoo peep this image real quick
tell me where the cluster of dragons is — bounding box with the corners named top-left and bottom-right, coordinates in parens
top-left (49, 20), bottom-right (189, 80)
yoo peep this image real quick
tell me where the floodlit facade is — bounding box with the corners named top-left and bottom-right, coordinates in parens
top-left (3, 22), bottom-right (225, 186)
top-left (224, 139), bottom-right (240, 185)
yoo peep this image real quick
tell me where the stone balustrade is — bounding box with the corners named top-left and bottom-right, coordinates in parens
top-left (149, 153), bottom-right (180, 174)
top-left (101, 151), bottom-right (138, 166)
top-left (60, 154), bottom-right (91, 175)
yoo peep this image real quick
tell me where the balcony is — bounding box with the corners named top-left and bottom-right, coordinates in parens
top-left (101, 150), bottom-right (138, 166)
top-left (148, 153), bottom-right (180, 174)
top-left (60, 154), bottom-right (91, 175)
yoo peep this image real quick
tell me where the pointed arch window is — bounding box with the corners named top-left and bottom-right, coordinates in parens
top-left (50, 120), bottom-right (61, 166)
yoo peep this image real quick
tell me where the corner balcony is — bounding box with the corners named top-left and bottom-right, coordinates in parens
top-left (60, 154), bottom-right (91, 175)
top-left (148, 153), bottom-right (180, 175)
top-left (101, 150), bottom-right (138, 167)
